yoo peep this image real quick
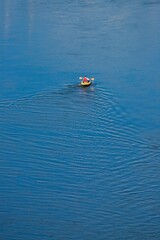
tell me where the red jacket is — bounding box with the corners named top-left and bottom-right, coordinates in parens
top-left (83, 77), bottom-right (88, 82)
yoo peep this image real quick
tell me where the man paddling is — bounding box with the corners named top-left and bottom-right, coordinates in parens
top-left (83, 76), bottom-right (90, 83)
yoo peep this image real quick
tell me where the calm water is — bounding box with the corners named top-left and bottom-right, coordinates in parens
top-left (0, 1), bottom-right (160, 239)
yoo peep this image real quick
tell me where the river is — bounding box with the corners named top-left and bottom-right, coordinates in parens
top-left (0, 1), bottom-right (160, 239)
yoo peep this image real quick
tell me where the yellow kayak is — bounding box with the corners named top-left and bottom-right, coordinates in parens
top-left (80, 81), bottom-right (92, 87)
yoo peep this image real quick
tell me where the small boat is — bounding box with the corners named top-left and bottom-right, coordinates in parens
top-left (80, 81), bottom-right (92, 87)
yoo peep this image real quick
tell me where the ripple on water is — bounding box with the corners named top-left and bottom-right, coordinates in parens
top-left (0, 85), bottom-right (160, 239)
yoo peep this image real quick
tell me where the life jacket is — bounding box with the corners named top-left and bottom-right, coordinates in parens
top-left (83, 77), bottom-right (88, 82)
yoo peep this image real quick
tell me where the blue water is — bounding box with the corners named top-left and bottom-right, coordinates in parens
top-left (0, 1), bottom-right (160, 239)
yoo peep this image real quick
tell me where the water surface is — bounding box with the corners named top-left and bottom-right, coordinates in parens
top-left (0, 1), bottom-right (160, 239)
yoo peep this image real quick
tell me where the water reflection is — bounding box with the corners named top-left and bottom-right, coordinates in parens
top-left (28, 0), bottom-right (34, 39)
top-left (3, 0), bottom-right (11, 39)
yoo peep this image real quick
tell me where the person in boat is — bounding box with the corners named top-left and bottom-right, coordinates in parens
top-left (83, 76), bottom-right (90, 83)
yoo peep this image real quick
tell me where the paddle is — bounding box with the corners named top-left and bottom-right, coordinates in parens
top-left (79, 77), bottom-right (94, 81)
